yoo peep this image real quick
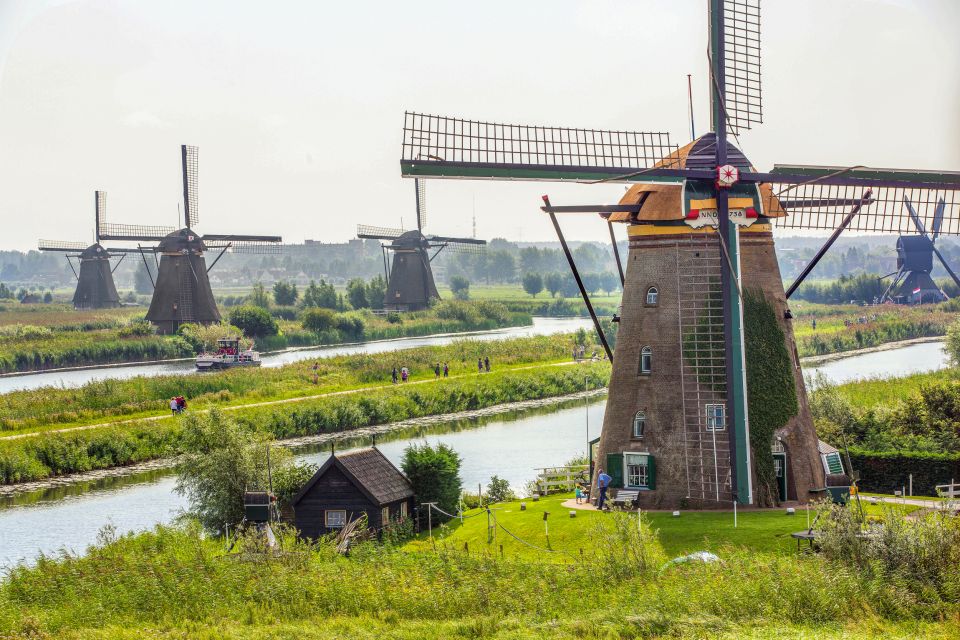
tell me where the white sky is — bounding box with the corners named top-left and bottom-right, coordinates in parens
top-left (0, 0), bottom-right (957, 251)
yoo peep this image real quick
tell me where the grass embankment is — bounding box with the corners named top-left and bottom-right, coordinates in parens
top-left (0, 301), bottom-right (533, 373)
top-left (830, 368), bottom-right (952, 410)
top-left (791, 302), bottom-right (952, 358)
top-left (0, 334), bottom-right (582, 435)
top-left (1, 499), bottom-right (953, 639)
top-left (0, 336), bottom-right (610, 484)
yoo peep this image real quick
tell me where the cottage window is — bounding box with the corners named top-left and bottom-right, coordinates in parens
top-left (624, 453), bottom-right (650, 489)
top-left (639, 347), bottom-right (652, 375)
top-left (633, 411), bottom-right (646, 438)
top-left (774, 456), bottom-right (784, 478)
top-left (381, 506), bottom-right (390, 524)
top-left (400, 501), bottom-right (408, 518)
top-left (325, 510), bottom-right (347, 528)
top-left (706, 404), bottom-right (726, 431)
top-left (646, 287), bottom-right (659, 305)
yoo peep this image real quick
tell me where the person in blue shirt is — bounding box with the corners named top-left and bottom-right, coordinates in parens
top-left (597, 469), bottom-right (612, 510)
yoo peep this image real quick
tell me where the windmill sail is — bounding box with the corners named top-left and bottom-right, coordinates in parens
top-left (416, 179), bottom-right (427, 231)
top-left (182, 145), bottom-right (199, 229)
top-left (38, 239), bottom-right (88, 252)
top-left (717, 0), bottom-right (762, 134)
top-left (357, 224), bottom-right (405, 240)
top-left (95, 191), bottom-right (106, 242)
top-left (99, 222), bottom-right (177, 241)
top-left (401, 112), bottom-right (678, 182)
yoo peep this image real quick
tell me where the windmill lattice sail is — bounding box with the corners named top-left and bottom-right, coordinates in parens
top-left (720, 0), bottom-right (762, 134)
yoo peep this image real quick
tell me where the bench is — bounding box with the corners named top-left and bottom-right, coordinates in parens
top-left (612, 490), bottom-right (640, 506)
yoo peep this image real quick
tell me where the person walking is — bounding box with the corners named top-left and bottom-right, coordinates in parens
top-left (401, 367), bottom-right (408, 383)
top-left (443, 362), bottom-right (449, 377)
top-left (392, 367), bottom-right (398, 384)
top-left (170, 397), bottom-right (179, 415)
top-left (484, 356), bottom-right (490, 372)
top-left (312, 361), bottom-right (319, 385)
top-left (434, 362), bottom-right (441, 378)
top-left (596, 469), bottom-right (612, 510)
top-left (478, 357), bottom-right (483, 373)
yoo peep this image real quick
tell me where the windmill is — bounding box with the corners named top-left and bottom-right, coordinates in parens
top-left (395, 0), bottom-right (960, 508)
top-left (99, 145), bottom-right (283, 333)
top-left (357, 178), bottom-right (485, 311)
top-left (38, 191), bottom-right (144, 309)
top-left (879, 197), bottom-right (959, 304)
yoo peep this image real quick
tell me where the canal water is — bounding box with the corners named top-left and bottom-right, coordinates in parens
top-left (0, 316), bottom-right (595, 394)
top-left (805, 340), bottom-right (947, 385)
top-left (0, 398), bottom-right (605, 570)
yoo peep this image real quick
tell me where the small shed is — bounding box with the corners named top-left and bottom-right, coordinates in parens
top-left (291, 447), bottom-right (415, 539)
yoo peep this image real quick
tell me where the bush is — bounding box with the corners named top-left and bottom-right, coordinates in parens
top-left (449, 275), bottom-right (470, 300)
top-left (302, 307), bottom-right (336, 334)
top-left (401, 443), bottom-right (462, 524)
top-left (228, 306), bottom-right (279, 338)
top-left (273, 281), bottom-right (298, 306)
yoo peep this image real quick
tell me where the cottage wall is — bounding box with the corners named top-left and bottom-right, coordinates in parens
top-left (294, 466), bottom-right (376, 539)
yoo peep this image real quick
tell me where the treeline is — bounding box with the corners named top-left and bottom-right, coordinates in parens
top-left (0, 363), bottom-right (610, 484)
top-left (794, 273), bottom-right (960, 304)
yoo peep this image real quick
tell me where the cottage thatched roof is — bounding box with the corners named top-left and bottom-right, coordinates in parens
top-left (291, 447), bottom-right (414, 507)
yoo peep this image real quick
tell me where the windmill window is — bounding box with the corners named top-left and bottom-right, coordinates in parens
top-left (823, 451), bottom-right (844, 475)
top-left (633, 411), bottom-right (646, 438)
top-left (645, 286), bottom-right (659, 305)
top-left (623, 453), bottom-right (653, 489)
top-left (639, 347), bottom-right (652, 375)
top-left (325, 510), bottom-right (347, 529)
top-left (706, 404), bottom-right (726, 431)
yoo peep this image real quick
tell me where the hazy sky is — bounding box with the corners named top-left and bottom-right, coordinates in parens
top-left (0, 0), bottom-right (958, 251)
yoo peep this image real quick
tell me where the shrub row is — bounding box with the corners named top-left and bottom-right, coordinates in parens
top-left (0, 363), bottom-right (610, 484)
top-left (849, 448), bottom-right (960, 496)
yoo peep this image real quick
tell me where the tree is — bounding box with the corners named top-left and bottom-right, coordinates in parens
top-left (249, 282), bottom-right (271, 309)
top-left (175, 410), bottom-right (297, 532)
top-left (302, 307), bottom-right (336, 334)
top-left (947, 319), bottom-right (960, 367)
top-left (367, 275), bottom-right (386, 310)
top-left (42, 292), bottom-right (53, 303)
top-left (401, 442), bottom-right (462, 524)
top-left (272, 281), bottom-right (298, 306)
top-left (486, 475), bottom-right (515, 503)
top-left (228, 305), bottom-right (279, 337)
top-left (346, 278), bottom-right (369, 309)
top-left (522, 272), bottom-right (543, 297)
top-left (134, 262), bottom-right (154, 295)
top-left (489, 250), bottom-right (516, 283)
top-left (545, 272), bottom-right (564, 298)
top-left (582, 272), bottom-right (601, 295)
top-left (301, 279), bottom-right (338, 309)
top-left (600, 271), bottom-right (621, 294)
top-left (0, 282), bottom-right (11, 299)
top-left (449, 275), bottom-right (470, 300)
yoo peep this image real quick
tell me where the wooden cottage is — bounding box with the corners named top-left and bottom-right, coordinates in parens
top-left (291, 448), bottom-right (415, 539)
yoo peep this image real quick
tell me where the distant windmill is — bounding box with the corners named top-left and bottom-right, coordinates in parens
top-left (357, 179), bottom-right (484, 311)
top-left (38, 191), bottom-right (143, 309)
top-left (99, 145), bottom-right (282, 333)
top-left (880, 197), bottom-right (960, 304)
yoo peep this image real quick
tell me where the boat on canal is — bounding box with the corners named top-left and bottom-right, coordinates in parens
top-left (195, 337), bottom-right (261, 370)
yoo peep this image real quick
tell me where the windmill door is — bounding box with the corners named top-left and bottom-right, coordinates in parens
top-left (772, 452), bottom-right (787, 502)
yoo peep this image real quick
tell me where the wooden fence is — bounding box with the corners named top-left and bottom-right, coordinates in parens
top-left (534, 465), bottom-right (589, 495)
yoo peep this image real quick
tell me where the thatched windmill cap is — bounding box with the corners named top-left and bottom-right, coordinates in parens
top-left (78, 243), bottom-right (111, 260)
top-left (158, 228), bottom-right (206, 253)
top-left (608, 134), bottom-right (786, 223)
top-left (392, 229), bottom-right (428, 249)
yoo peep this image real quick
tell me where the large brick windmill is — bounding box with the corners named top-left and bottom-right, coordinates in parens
top-left (38, 191), bottom-right (143, 309)
top-left (396, 0), bottom-right (960, 508)
top-left (357, 178), bottom-right (485, 311)
top-left (100, 145), bottom-right (282, 333)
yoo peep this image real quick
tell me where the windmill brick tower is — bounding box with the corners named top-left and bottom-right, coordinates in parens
top-left (393, 0), bottom-right (960, 507)
top-left (100, 145), bottom-right (282, 333)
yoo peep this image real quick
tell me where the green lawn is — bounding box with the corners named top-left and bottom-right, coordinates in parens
top-left (834, 368), bottom-right (957, 410)
top-left (404, 494), bottom-right (921, 559)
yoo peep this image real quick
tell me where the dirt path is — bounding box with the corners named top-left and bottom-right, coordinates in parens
top-left (1, 360), bottom-right (587, 441)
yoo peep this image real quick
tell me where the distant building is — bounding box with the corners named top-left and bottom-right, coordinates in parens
top-left (291, 448), bottom-right (415, 539)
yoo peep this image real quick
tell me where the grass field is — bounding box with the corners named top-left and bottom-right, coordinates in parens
top-left (405, 494), bottom-right (921, 559)
top-left (831, 368), bottom-right (957, 410)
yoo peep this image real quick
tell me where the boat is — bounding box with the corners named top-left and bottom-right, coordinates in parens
top-left (195, 337), bottom-right (262, 370)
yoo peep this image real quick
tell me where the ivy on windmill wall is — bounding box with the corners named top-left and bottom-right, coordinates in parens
top-left (743, 288), bottom-right (798, 507)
